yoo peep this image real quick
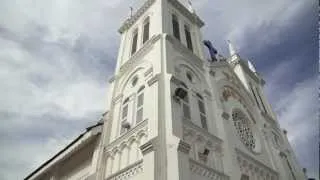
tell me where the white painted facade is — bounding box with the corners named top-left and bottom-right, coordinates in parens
top-left (25, 0), bottom-right (307, 180)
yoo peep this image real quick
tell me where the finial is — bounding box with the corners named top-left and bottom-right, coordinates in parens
top-left (227, 40), bottom-right (237, 56)
top-left (187, 0), bottom-right (194, 13)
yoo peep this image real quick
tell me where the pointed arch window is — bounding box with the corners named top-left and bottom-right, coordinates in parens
top-left (184, 24), bottom-right (193, 51)
top-left (136, 86), bottom-right (145, 123)
top-left (197, 94), bottom-right (207, 130)
top-left (172, 14), bottom-right (180, 40)
top-left (142, 17), bottom-right (150, 44)
top-left (131, 29), bottom-right (138, 55)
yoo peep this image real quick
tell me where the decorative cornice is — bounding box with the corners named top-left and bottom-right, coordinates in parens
top-left (147, 74), bottom-right (160, 86)
top-left (118, 0), bottom-right (156, 33)
top-left (118, 34), bottom-right (161, 77)
top-left (105, 119), bottom-right (148, 152)
top-left (168, 0), bottom-right (205, 27)
top-left (140, 138), bottom-right (157, 155)
top-left (177, 140), bottom-right (191, 154)
top-left (166, 35), bottom-right (204, 70)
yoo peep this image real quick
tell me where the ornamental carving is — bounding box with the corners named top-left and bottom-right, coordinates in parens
top-left (236, 149), bottom-right (278, 180)
top-left (107, 160), bottom-right (143, 180)
top-left (105, 119), bottom-right (148, 157)
top-left (190, 159), bottom-right (229, 180)
top-left (232, 110), bottom-right (256, 151)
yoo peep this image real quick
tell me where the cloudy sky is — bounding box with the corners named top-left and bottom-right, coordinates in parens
top-left (0, 0), bottom-right (317, 179)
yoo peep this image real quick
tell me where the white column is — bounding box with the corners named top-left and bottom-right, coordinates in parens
top-left (112, 151), bottom-right (121, 174)
top-left (105, 155), bottom-right (114, 178)
top-left (120, 145), bottom-right (129, 169)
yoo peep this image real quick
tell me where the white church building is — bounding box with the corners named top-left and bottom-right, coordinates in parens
top-left (25, 0), bottom-right (307, 179)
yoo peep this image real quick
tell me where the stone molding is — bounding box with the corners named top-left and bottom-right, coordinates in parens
top-left (177, 140), bottom-right (191, 154)
top-left (183, 120), bottom-right (223, 150)
top-left (106, 160), bottom-right (143, 180)
top-left (235, 148), bottom-right (279, 180)
top-left (189, 159), bottom-right (229, 180)
top-left (167, 0), bottom-right (205, 27)
top-left (118, 0), bottom-right (156, 33)
top-left (147, 74), bottom-right (160, 86)
top-left (140, 138), bottom-right (157, 155)
top-left (105, 119), bottom-right (148, 154)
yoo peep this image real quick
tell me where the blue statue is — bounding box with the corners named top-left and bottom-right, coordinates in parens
top-left (203, 40), bottom-right (217, 62)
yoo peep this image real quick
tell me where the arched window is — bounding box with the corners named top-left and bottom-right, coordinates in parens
top-left (120, 98), bottom-right (130, 134)
top-left (136, 86), bottom-right (145, 123)
top-left (142, 17), bottom-right (150, 44)
top-left (184, 24), bottom-right (193, 51)
top-left (197, 94), bottom-right (207, 130)
top-left (131, 29), bottom-right (138, 55)
top-left (172, 14), bottom-right (180, 40)
top-left (177, 85), bottom-right (190, 120)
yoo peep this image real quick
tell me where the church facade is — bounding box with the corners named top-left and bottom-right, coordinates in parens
top-left (25, 0), bottom-right (307, 180)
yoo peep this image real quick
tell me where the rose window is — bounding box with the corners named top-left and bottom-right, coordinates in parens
top-left (232, 110), bottom-right (256, 150)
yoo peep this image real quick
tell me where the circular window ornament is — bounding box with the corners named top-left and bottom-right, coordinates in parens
top-left (132, 76), bottom-right (138, 87)
top-left (232, 110), bottom-right (257, 152)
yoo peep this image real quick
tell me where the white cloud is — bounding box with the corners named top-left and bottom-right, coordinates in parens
top-left (0, 0), bottom-right (316, 179)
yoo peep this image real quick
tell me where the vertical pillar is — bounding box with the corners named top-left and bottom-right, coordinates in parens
top-left (139, 138), bottom-right (157, 180)
top-left (177, 140), bottom-right (191, 180)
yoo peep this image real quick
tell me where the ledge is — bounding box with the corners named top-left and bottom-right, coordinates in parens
top-left (183, 119), bottom-right (223, 144)
top-left (189, 159), bottom-right (229, 180)
top-left (105, 119), bottom-right (148, 151)
top-left (118, 34), bottom-right (161, 77)
top-left (106, 160), bottom-right (143, 180)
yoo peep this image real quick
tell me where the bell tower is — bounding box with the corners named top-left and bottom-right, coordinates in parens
top-left (97, 0), bottom-right (306, 180)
